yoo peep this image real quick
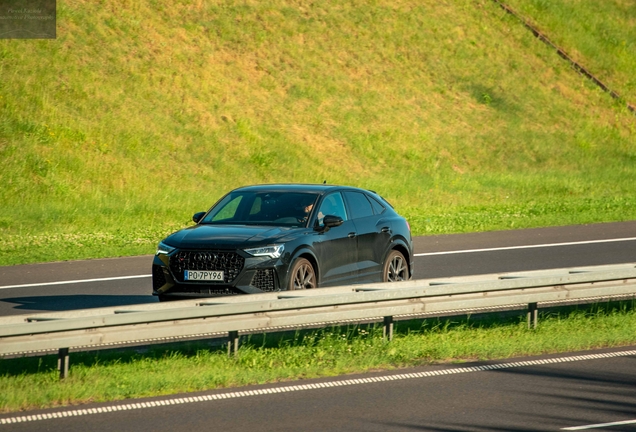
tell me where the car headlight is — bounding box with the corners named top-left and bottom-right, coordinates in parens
top-left (156, 241), bottom-right (176, 255)
top-left (244, 244), bottom-right (284, 259)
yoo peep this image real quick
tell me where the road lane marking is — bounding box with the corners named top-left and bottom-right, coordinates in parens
top-left (414, 237), bottom-right (636, 257)
top-left (3, 237), bottom-right (636, 289)
top-left (1, 348), bottom-right (635, 426)
top-left (0, 275), bottom-right (151, 290)
top-left (562, 419), bottom-right (636, 430)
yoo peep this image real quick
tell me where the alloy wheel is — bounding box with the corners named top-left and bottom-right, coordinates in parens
top-left (291, 258), bottom-right (316, 290)
top-left (385, 251), bottom-right (407, 282)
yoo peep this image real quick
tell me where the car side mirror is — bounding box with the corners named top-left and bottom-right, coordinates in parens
top-left (323, 215), bottom-right (343, 228)
top-left (317, 215), bottom-right (344, 233)
top-left (192, 212), bottom-right (206, 223)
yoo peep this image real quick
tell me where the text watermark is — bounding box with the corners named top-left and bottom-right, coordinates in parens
top-left (0, 0), bottom-right (56, 39)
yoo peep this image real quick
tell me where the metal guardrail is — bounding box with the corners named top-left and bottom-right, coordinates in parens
top-left (1, 263), bottom-right (635, 378)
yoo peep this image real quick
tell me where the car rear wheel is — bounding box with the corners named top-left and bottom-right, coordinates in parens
top-left (288, 258), bottom-right (316, 290)
top-left (383, 250), bottom-right (408, 282)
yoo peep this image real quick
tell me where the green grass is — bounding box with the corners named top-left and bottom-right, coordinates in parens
top-left (503, 0), bottom-right (636, 104)
top-left (1, 1), bottom-right (634, 415)
top-left (0, 0), bottom-right (635, 265)
top-left (2, 303), bottom-right (636, 413)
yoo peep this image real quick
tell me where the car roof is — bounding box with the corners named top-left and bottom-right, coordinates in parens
top-left (232, 183), bottom-right (375, 195)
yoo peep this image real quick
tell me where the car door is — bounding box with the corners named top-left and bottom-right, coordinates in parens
top-left (311, 192), bottom-right (358, 286)
top-left (343, 191), bottom-right (391, 282)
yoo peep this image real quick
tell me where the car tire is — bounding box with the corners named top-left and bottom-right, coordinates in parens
top-left (383, 250), bottom-right (408, 282)
top-left (157, 295), bottom-right (179, 302)
top-left (288, 258), bottom-right (316, 290)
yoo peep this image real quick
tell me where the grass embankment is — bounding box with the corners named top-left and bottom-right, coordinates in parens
top-left (0, 0), bottom-right (635, 266)
top-left (504, 0), bottom-right (636, 105)
top-left (1, 304), bottom-right (635, 412)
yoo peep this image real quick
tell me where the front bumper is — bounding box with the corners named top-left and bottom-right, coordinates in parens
top-left (152, 249), bottom-right (287, 298)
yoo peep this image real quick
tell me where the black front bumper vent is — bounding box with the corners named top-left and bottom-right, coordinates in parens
top-left (250, 269), bottom-right (277, 292)
top-left (152, 264), bottom-right (167, 291)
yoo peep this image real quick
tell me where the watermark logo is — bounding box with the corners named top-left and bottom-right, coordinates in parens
top-left (0, 0), bottom-right (56, 39)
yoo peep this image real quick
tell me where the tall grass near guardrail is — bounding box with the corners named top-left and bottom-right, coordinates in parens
top-left (1, 302), bottom-right (635, 412)
top-left (1, 0), bottom-right (635, 265)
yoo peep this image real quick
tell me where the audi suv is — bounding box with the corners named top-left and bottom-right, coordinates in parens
top-left (152, 184), bottom-right (413, 301)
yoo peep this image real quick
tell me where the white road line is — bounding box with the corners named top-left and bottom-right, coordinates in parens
top-left (562, 419), bottom-right (636, 430)
top-left (3, 236), bottom-right (636, 289)
top-left (0, 275), bottom-right (151, 290)
top-left (414, 237), bottom-right (636, 257)
top-left (1, 349), bottom-right (635, 426)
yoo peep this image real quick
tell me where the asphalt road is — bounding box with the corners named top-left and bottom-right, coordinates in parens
top-left (1, 221), bottom-right (635, 316)
top-left (1, 221), bottom-right (636, 430)
top-left (3, 347), bottom-right (636, 431)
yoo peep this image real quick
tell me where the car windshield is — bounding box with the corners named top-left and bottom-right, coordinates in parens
top-left (200, 191), bottom-right (320, 227)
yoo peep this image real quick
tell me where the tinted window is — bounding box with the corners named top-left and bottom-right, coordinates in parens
top-left (211, 195), bottom-right (242, 221)
top-left (249, 197), bottom-right (262, 215)
top-left (344, 191), bottom-right (374, 219)
top-left (202, 191), bottom-right (318, 226)
top-left (317, 192), bottom-right (348, 225)
top-left (368, 195), bottom-right (386, 215)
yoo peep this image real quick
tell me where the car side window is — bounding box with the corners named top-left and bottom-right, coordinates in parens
top-left (344, 191), bottom-right (374, 220)
top-left (368, 195), bottom-right (386, 215)
top-left (317, 192), bottom-right (348, 226)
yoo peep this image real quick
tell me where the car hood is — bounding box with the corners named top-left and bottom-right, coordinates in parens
top-left (163, 224), bottom-right (303, 249)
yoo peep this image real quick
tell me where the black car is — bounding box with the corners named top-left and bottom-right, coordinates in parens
top-left (152, 184), bottom-right (413, 301)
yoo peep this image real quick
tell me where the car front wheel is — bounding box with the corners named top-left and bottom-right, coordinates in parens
top-left (288, 258), bottom-right (316, 290)
top-left (383, 250), bottom-right (408, 282)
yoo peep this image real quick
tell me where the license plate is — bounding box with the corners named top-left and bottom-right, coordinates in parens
top-left (184, 270), bottom-right (224, 281)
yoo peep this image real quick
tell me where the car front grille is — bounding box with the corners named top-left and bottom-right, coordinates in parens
top-left (250, 269), bottom-right (277, 292)
top-left (169, 250), bottom-right (245, 283)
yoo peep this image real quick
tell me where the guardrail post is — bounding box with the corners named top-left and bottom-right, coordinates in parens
top-left (383, 316), bottom-right (394, 341)
top-left (58, 348), bottom-right (69, 379)
top-left (227, 331), bottom-right (239, 357)
top-left (527, 303), bottom-right (538, 329)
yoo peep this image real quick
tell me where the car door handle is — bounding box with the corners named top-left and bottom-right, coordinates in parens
top-left (348, 232), bottom-right (357, 238)
top-left (380, 227), bottom-right (390, 233)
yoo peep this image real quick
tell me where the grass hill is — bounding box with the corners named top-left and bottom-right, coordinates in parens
top-left (0, 0), bottom-right (635, 265)
top-left (504, 0), bottom-right (636, 104)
